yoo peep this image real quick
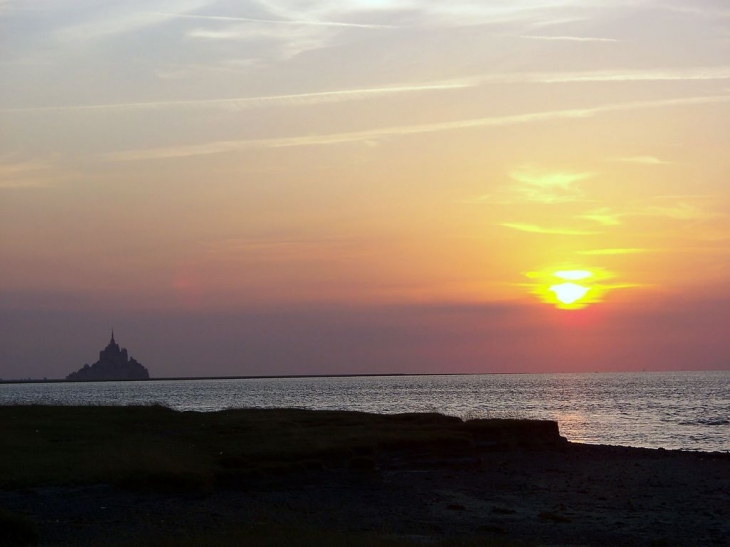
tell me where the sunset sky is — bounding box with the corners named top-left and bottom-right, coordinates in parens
top-left (2, 0), bottom-right (730, 379)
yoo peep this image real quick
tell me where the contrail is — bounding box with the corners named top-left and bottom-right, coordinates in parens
top-left (0, 80), bottom-right (476, 114)
top-left (103, 94), bottom-right (730, 161)
top-left (147, 11), bottom-right (399, 29)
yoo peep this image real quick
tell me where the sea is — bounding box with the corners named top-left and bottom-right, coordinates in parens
top-left (1, 371), bottom-right (728, 453)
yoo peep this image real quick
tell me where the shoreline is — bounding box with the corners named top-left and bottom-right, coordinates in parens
top-left (0, 397), bottom-right (727, 455)
top-left (1, 406), bottom-right (729, 546)
top-left (3, 368), bottom-right (728, 385)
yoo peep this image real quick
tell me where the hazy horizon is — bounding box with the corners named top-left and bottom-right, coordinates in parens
top-left (2, 0), bottom-right (730, 379)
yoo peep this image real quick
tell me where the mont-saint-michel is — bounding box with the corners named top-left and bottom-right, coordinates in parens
top-left (66, 332), bottom-right (150, 381)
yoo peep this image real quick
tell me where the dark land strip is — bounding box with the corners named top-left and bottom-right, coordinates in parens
top-left (1, 406), bottom-right (728, 546)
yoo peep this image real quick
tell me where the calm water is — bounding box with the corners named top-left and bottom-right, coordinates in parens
top-left (1, 371), bottom-right (728, 452)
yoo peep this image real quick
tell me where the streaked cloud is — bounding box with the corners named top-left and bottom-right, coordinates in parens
top-left (1, 79), bottom-right (475, 114)
top-left (579, 208), bottom-right (623, 226)
top-left (52, 1), bottom-right (215, 43)
top-left (6, 66), bottom-right (730, 113)
top-left (181, 16), bottom-right (345, 59)
top-left (500, 223), bottom-right (598, 236)
top-left (508, 166), bottom-right (595, 204)
top-left (662, 5), bottom-right (730, 19)
top-left (577, 248), bottom-right (649, 256)
top-left (150, 12), bottom-right (399, 29)
top-left (519, 35), bottom-right (618, 42)
top-left (580, 199), bottom-right (720, 226)
top-left (611, 156), bottom-right (673, 165)
top-left (0, 155), bottom-right (64, 189)
top-left (481, 66), bottom-right (730, 84)
top-left (639, 202), bottom-right (717, 221)
top-left (102, 94), bottom-right (730, 161)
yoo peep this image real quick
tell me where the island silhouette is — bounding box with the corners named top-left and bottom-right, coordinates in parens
top-left (66, 331), bottom-right (150, 381)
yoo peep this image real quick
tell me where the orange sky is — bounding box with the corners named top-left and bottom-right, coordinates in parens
top-left (1, 0), bottom-right (729, 378)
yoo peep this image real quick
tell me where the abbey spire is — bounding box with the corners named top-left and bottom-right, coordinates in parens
top-left (66, 332), bottom-right (150, 381)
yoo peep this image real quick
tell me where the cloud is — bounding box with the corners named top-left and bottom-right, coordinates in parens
top-left (6, 67), bottom-right (730, 114)
top-left (661, 5), bottom-right (730, 19)
top-left (1, 79), bottom-right (476, 114)
top-left (580, 198), bottom-right (720, 226)
top-left (413, 1), bottom-right (610, 29)
top-left (52, 1), bottom-right (216, 43)
top-left (508, 166), bottom-right (595, 204)
top-left (638, 203), bottom-right (717, 221)
top-left (531, 66), bottom-right (730, 83)
top-left (519, 35), bottom-right (618, 42)
top-left (500, 223), bottom-right (598, 236)
top-left (0, 155), bottom-right (64, 189)
top-left (577, 248), bottom-right (649, 256)
top-left (150, 12), bottom-right (399, 29)
top-left (611, 156), bottom-right (673, 165)
top-left (579, 208), bottom-right (624, 226)
top-left (181, 16), bottom-right (348, 60)
top-left (475, 66), bottom-right (730, 85)
top-left (102, 93), bottom-right (730, 161)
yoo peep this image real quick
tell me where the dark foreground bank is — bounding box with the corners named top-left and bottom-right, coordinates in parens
top-left (1, 406), bottom-right (728, 547)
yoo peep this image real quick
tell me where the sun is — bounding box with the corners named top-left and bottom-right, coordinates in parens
top-left (549, 270), bottom-right (592, 306)
top-left (550, 282), bottom-right (590, 305)
top-left (524, 267), bottom-right (612, 310)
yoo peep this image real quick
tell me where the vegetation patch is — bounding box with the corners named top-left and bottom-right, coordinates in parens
top-left (0, 405), bottom-right (561, 491)
top-left (538, 511), bottom-right (572, 523)
top-left (107, 525), bottom-right (532, 547)
top-left (0, 509), bottom-right (39, 546)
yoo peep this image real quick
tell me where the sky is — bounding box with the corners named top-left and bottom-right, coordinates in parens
top-left (1, 0), bottom-right (730, 379)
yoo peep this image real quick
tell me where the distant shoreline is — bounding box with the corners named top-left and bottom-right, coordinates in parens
top-left (2, 369), bottom-right (728, 385)
top-left (2, 372), bottom-right (498, 384)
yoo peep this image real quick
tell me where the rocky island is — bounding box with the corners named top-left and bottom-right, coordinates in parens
top-left (66, 332), bottom-right (150, 381)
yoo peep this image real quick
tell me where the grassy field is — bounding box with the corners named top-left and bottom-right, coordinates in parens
top-left (108, 527), bottom-right (530, 547)
top-left (0, 405), bottom-right (559, 494)
top-left (2, 405), bottom-right (723, 547)
top-left (0, 406), bottom-right (552, 546)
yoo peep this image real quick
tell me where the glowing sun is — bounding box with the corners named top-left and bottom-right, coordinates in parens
top-left (549, 270), bottom-right (592, 305)
top-left (524, 267), bottom-right (612, 310)
top-left (550, 282), bottom-right (590, 305)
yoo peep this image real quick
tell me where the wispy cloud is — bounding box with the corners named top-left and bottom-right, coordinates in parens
top-left (661, 5), bottom-right (730, 19)
top-left (508, 166), bottom-right (595, 204)
top-left (471, 66), bottom-right (730, 85)
top-left (0, 155), bottom-right (64, 189)
top-left (638, 203), bottom-right (718, 221)
top-left (577, 248), bottom-right (649, 256)
top-left (102, 94), bottom-right (730, 161)
top-left (500, 223), bottom-right (598, 236)
top-left (6, 67), bottom-right (730, 114)
top-left (611, 156), bottom-right (673, 165)
top-left (149, 11), bottom-right (399, 29)
top-left (471, 166), bottom-right (595, 205)
top-left (417, 1), bottom-right (602, 28)
top-left (580, 199), bottom-right (720, 226)
top-left (1, 79), bottom-right (475, 114)
top-left (519, 35), bottom-right (618, 42)
top-left (52, 1), bottom-right (215, 42)
top-left (579, 208), bottom-right (623, 226)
